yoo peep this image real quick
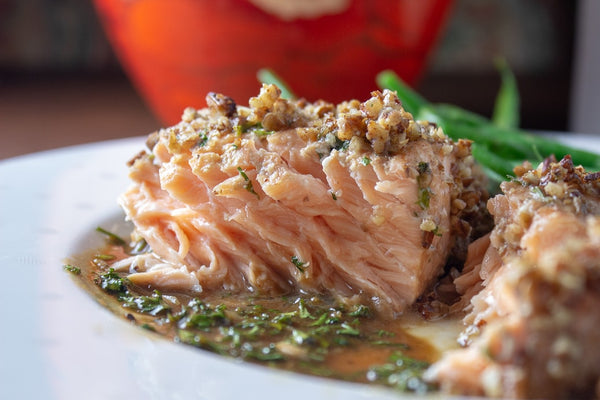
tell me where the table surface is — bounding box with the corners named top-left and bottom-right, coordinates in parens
top-left (0, 76), bottom-right (160, 160)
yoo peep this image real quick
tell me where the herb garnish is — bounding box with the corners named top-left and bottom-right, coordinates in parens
top-left (131, 238), bottom-right (150, 254)
top-left (63, 264), bottom-right (81, 275)
top-left (197, 130), bottom-right (209, 147)
top-left (90, 243), bottom-right (433, 394)
top-left (291, 256), bottom-right (308, 273)
top-left (96, 268), bottom-right (170, 315)
top-left (98, 268), bottom-right (128, 293)
top-left (416, 162), bottom-right (433, 210)
top-left (235, 122), bottom-right (273, 138)
top-left (121, 290), bottom-right (169, 315)
top-left (530, 186), bottom-right (552, 203)
top-left (349, 304), bottom-right (371, 317)
top-left (417, 161), bottom-right (430, 175)
top-left (95, 226), bottom-right (126, 246)
top-left (237, 167), bottom-right (259, 198)
top-left (336, 322), bottom-right (360, 336)
top-left (366, 351), bottom-right (434, 394)
top-left (417, 187), bottom-right (432, 210)
top-left (333, 137), bottom-right (350, 151)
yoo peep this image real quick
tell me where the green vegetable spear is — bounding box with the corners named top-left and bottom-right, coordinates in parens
top-left (376, 67), bottom-right (600, 191)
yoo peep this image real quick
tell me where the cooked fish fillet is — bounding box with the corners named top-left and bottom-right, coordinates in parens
top-left (118, 84), bottom-right (488, 315)
top-left (428, 156), bottom-right (600, 398)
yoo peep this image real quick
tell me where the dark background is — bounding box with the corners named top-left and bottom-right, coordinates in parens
top-left (0, 0), bottom-right (584, 159)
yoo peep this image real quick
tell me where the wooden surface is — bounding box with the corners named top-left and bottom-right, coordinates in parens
top-left (0, 75), bottom-right (160, 160)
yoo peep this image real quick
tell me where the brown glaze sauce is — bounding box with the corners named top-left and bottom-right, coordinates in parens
top-left (67, 238), bottom-right (461, 394)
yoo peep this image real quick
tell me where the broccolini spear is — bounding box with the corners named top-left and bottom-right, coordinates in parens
top-left (376, 69), bottom-right (600, 191)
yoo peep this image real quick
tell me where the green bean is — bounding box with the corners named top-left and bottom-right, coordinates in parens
top-left (376, 68), bottom-right (600, 189)
top-left (471, 143), bottom-right (521, 179)
top-left (428, 103), bottom-right (489, 127)
top-left (441, 121), bottom-right (536, 162)
top-left (517, 131), bottom-right (600, 170)
top-left (471, 143), bottom-right (517, 192)
top-left (259, 67), bottom-right (600, 194)
top-left (414, 105), bottom-right (444, 126)
top-left (457, 122), bottom-right (600, 171)
top-left (492, 57), bottom-right (520, 129)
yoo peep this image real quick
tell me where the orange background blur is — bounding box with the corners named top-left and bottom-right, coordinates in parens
top-left (0, 0), bottom-right (586, 159)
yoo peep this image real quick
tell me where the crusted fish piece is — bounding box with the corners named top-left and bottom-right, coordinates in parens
top-left (429, 156), bottom-right (600, 398)
top-left (118, 84), bottom-right (488, 315)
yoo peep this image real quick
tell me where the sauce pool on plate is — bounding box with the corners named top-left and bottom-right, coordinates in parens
top-left (64, 228), bottom-right (462, 395)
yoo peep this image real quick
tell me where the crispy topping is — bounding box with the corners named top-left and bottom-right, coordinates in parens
top-left (150, 84), bottom-right (489, 264)
top-left (206, 92), bottom-right (237, 118)
top-left (509, 155), bottom-right (600, 215)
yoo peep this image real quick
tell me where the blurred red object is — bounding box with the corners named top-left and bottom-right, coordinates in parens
top-left (93, 0), bottom-right (454, 125)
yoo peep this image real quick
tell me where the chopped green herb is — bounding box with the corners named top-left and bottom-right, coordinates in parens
top-left (333, 137), bottom-right (350, 151)
top-left (367, 351), bottom-right (434, 394)
top-left (237, 167), bottom-right (260, 198)
top-left (131, 238), bottom-right (150, 255)
top-left (336, 322), bottom-right (360, 336)
top-left (237, 167), bottom-right (250, 181)
top-left (417, 187), bottom-right (432, 210)
top-left (416, 162), bottom-right (433, 210)
top-left (252, 127), bottom-right (273, 137)
top-left (63, 264), bottom-right (81, 275)
top-left (141, 323), bottom-right (156, 331)
top-left (90, 239), bottom-right (432, 394)
top-left (97, 268), bottom-right (127, 293)
top-left (291, 256), bottom-right (308, 273)
top-left (349, 304), bottom-right (371, 318)
top-left (377, 330), bottom-right (395, 337)
top-left (243, 345), bottom-right (285, 362)
top-left (331, 191), bottom-right (338, 201)
top-left (186, 304), bottom-right (229, 329)
top-left (361, 156), bottom-right (371, 166)
top-left (530, 186), bottom-right (552, 203)
top-left (272, 311), bottom-right (296, 325)
top-left (308, 311), bottom-right (340, 332)
top-left (297, 298), bottom-right (314, 319)
top-left (235, 121), bottom-right (273, 138)
top-left (177, 330), bottom-right (230, 355)
top-left (310, 312), bottom-right (329, 327)
top-left (291, 329), bottom-right (310, 345)
top-left (234, 125), bottom-right (244, 137)
top-left (417, 161), bottom-right (430, 175)
top-left (121, 290), bottom-right (169, 316)
top-left (198, 130), bottom-right (209, 147)
top-left (95, 226), bottom-right (126, 246)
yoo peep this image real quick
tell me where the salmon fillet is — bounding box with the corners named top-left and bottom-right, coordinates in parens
top-left (117, 84), bottom-right (488, 315)
top-left (427, 156), bottom-right (600, 398)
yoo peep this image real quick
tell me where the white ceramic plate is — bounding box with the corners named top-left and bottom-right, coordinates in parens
top-left (1, 134), bottom-right (598, 400)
